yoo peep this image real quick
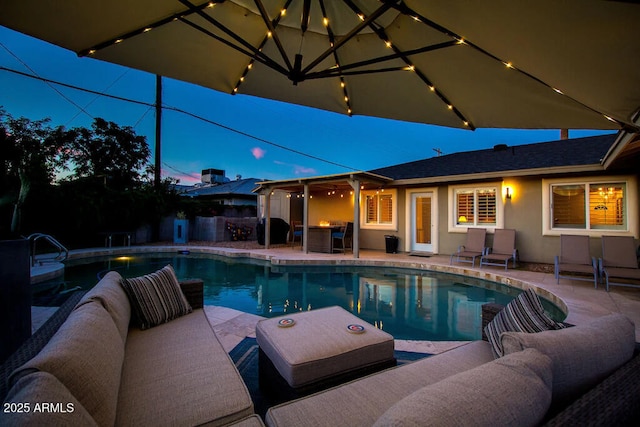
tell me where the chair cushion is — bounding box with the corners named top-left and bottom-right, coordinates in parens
top-left (373, 349), bottom-right (553, 427)
top-left (3, 371), bottom-right (97, 426)
top-left (501, 313), bottom-right (636, 406)
top-left (484, 289), bottom-right (566, 358)
top-left (120, 264), bottom-right (192, 330)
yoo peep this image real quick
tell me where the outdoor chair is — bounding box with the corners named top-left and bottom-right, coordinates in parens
top-left (290, 221), bottom-right (303, 249)
top-left (600, 235), bottom-right (640, 292)
top-left (480, 229), bottom-right (517, 270)
top-left (332, 222), bottom-right (353, 253)
top-left (554, 234), bottom-right (598, 287)
top-left (450, 228), bottom-right (486, 267)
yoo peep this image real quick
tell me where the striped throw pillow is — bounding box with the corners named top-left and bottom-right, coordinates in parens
top-left (121, 264), bottom-right (192, 330)
top-left (485, 289), bottom-right (566, 358)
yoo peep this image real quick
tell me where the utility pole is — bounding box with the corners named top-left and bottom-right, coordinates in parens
top-left (155, 75), bottom-right (162, 189)
top-left (433, 148), bottom-right (442, 157)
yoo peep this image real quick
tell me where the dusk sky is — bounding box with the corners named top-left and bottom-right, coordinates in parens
top-left (0, 26), bottom-right (612, 185)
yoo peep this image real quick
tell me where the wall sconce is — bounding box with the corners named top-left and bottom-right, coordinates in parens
top-left (505, 187), bottom-right (512, 200)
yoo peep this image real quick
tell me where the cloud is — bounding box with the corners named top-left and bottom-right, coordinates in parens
top-left (294, 165), bottom-right (317, 175)
top-left (273, 160), bottom-right (317, 175)
top-left (251, 147), bottom-right (266, 159)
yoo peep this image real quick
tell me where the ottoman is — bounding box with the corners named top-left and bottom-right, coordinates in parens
top-left (256, 306), bottom-right (395, 398)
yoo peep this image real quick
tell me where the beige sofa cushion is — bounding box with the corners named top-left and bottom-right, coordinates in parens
top-left (11, 301), bottom-right (125, 426)
top-left (266, 340), bottom-right (494, 427)
top-left (373, 349), bottom-right (553, 427)
top-left (3, 371), bottom-right (97, 426)
top-left (116, 309), bottom-right (253, 427)
top-left (501, 313), bottom-right (635, 405)
top-left (76, 270), bottom-right (131, 342)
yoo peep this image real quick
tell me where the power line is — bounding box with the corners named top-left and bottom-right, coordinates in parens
top-left (0, 65), bottom-right (361, 172)
top-left (0, 43), bottom-right (95, 120)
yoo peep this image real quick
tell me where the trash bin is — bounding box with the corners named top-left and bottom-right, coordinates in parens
top-left (384, 235), bottom-right (399, 254)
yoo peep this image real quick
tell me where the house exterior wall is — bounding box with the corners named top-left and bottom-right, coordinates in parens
top-left (359, 173), bottom-right (639, 264)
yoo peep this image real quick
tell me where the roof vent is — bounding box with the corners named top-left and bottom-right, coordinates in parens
top-left (493, 144), bottom-right (508, 151)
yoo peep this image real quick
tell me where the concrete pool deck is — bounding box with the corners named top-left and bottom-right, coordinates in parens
top-left (32, 244), bottom-right (640, 353)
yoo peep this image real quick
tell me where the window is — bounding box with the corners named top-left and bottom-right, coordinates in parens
top-left (550, 181), bottom-right (626, 231)
top-left (362, 189), bottom-right (397, 229)
top-left (450, 185), bottom-right (500, 230)
top-left (543, 176), bottom-right (637, 236)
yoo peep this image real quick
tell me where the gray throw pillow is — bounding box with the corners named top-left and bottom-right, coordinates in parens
top-left (120, 264), bottom-right (192, 329)
top-left (373, 349), bottom-right (553, 427)
top-left (484, 289), bottom-right (566, 358)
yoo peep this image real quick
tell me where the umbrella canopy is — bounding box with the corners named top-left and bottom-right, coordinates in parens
top-left (2, 0), bottom-right (639, 130)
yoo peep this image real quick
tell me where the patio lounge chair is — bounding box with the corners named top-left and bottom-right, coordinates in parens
top-left (480, 229), bottom-right (517, 270)
top-left (332, 222), bottom-right (353, 253)
top-left (450, 228), bottom-right (486, 267)
top-left (600, 235), bottom-right (640, 292)
top-left (554, 234), bottom-right (598, 287)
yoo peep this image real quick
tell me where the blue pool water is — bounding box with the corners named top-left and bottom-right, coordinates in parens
top-left (53, 252), bottom-right (564, 341)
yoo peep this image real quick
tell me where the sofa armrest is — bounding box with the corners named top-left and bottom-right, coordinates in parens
top-left (180, 279), bottom-right (204, 310)
top-left (0, 290), bottom-right (86, 402)
top-left (481, 303), bottom-right (504, 341)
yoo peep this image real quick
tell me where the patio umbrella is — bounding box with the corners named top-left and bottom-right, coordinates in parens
top-left (1, 0), bottom-right (640, 130)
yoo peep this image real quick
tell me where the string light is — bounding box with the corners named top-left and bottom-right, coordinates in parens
top-left (504, 62), bottom-right (513, 69)
top-left (323, 17), bottom-right (329, 27)
top-left (280, 8), bottom-right (286, 16)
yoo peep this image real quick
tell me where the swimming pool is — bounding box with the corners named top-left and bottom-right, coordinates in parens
top-left (54, 252), bottom-right (564, 341)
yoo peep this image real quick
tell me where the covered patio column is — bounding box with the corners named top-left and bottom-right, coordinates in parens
top-left (303, 183), bottom-right (309, 254)
top-left (263, 187), bottom-right (272, 249)
top-left (349, 178), bottom-right (361, 259)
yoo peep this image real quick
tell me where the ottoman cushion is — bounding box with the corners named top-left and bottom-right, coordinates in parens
top-left (256, 306), bottom-right (394, 388)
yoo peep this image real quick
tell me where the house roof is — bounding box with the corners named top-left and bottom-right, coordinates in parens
top-left (370, 134), bottom-right (617, 182)
top-left (181, 178), bottom-right (260, 198)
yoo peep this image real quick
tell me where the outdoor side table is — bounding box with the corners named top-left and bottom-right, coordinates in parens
top-left (255, 306), bottom-right (395, 398)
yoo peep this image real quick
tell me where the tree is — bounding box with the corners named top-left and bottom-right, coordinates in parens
top-left (0, 110), bottom-right (71, 237)
top-left (67, 118), bottom-right (150, 190)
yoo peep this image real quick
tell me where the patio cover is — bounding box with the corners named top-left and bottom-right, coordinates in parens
top-left (255, 171), bottom-right (392, 257)
top-left (1, 1), bottom-right (640, 130)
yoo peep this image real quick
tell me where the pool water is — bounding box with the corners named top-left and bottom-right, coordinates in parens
top-left (53, 253), bottom-right (565, 341)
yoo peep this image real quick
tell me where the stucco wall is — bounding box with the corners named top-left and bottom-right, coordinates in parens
top-left (308, 194), bottom-right (354, 225)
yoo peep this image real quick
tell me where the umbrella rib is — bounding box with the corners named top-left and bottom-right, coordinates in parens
top-left (77, 0), bottom-right (217, 56)
top-left (253, 0), bottom-right (293, 71)
top-left (177, 0), bottom-right (282, 68)
top-left (396, 3), bottom-right (630, 130)
top-left (300, 1), bottom-right (395, 75)
top-left (178, 18), bottom-right (288, 76)
top-left (305, 41), bottom-right (457, 79)
top-left (318, 0), bottom-right (352, 114)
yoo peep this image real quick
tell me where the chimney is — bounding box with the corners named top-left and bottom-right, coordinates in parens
top-left (560, 129), bottom-right (569, 140)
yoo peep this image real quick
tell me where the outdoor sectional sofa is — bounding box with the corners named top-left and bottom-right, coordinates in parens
top-left (1, 267), bottom-right (263, 427)
top-left (265, 292), bottom-right (640, 427)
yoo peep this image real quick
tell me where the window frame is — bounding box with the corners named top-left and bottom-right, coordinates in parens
top-left (448, 183), bottom-right (505, 232)
top-left (361, 189), bottom-right (398, 230)
top-left (542, 176), bottom-right (638, 237)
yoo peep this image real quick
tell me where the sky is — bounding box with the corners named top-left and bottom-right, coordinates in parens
top-left (0, 26), bottom-right (612, 186)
